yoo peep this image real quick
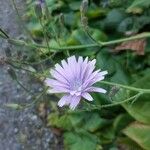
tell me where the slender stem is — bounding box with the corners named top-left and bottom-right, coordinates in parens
top-left (101, 33), bottom-right (149, 46)
top-left (0, 28), bottom-right (9, 38)
top-left (5, 32), bottom-right (150, 51)
top-left (7, 38), bottom-right (96, 50)
top-left (100, 92), bottom-right (142, 108)
top-left (100, 81), bottom-right (150, 93)
top-left (39, 18), bottom-right (51, 52)
top-left (24, 87), bottom-right (48, 108)
top-left (6, 60), bottom-right (44, 79)
top-left (84, 28), bottom-right (103, 47)
top-left (16, 79), bottom-right (31, 93)
top-left (11, 0), bottom-right (33, 39)
top-left (69, 92), bottom-right (142, 114)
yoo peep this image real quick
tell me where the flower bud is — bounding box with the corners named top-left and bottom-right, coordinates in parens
top-left (34, 2), bottom-right (43, 19)
top-left (59, 13), bottom-right (65, 25)
top-left (80, 0), bottom-right (89, 29)
top-left (108, 86), bottom-right (120, 100)
top-left (80, 0), bottom-right (88, 14)
top-left (81, 16), bottom-right (88, 29)
top-left (5, 103), bottom-right (22, 110)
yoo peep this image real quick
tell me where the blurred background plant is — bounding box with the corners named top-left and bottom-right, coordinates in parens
top-left (0, 0), bottom-right (150, 149)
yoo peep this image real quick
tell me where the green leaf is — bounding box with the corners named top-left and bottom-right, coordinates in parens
top-left (69, 113), bottom-right (84, 127)
top-left (87, 8), bottom-right (107, 19)
top-left (117, 137), bottom-right (143, 150)
top-left (64, 130), bottom-right (98, 150)
top-left (110, 65), bottom-right (129, 84)
top-left (117, 17), bottom-right (133, 33)
top-left (4, 103), bottom-right (22, 110)
top-left (83, 113), bottom-right (109, 132)
top-left (47, 113), bottom-right (72, 130)
top-left (113, 114), bottom-right (133, 133)
top-left (123, 122), bottom-right (150, 150)
top-left (69, 1), bottom-right (81, 11)
top-left (96, 50), bottom-right (117, 74)
top-left (68, 29), bottom-right (99, 56)
top-left (127, 0), bottom-right (150, 9)
top-left (104, 9), bottom-right (125, 30)
top-left (64, 12), bottom-right (79, 27)
top-left (27, 21), bottom-right (43, 38)
top-left (122, 75), bottom-right (150, 124)
top-left (127, 0), bottom-right (150, 13)
top-left (99, 126), bottom-right (115, 144)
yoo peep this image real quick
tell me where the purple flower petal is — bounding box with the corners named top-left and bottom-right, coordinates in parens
top-left (69, 96), bottom-right (81, 110)
top-left (50, 69), bottom-right (69, 84)
top-left (84, 59), bottom-right (96, 80)
top-left (82, 92), bottom-right (93, 101)
top-left (58, 95), bottom-right (71, 107)
top-left (55, 63), bottom-right (69, 81)
top-left (48, 87), bottom-right (70, 93)
top-left (87, 87), bottom-right (107, 93)
top-left (98, 71), bottom-right (108, 76)
top-left (45, 78), bottom-right (69, 88)
top-left (45, 55), bottom-right (107, 109)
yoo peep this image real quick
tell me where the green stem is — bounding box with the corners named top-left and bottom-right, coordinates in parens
top-left (101, 33), bottom-right (149, 46)
top-left (39, 18), bottom-right (51, 52)
top-left (16, 79), bottom-right (31, 93)
top-left (6, 60), bottom-right (44, 79)
top-left (100, 81), bottom-right (150, 93)
top-left (70, 92), bottom-right (142, 114)
top-left (23, 87), bottom-right (48, 108)
top-left (6, 32), bottom-right (150, 51)
top-left (11, 0), bottom-right (32, 39)
top-left (100, 92), bottom-right (142, 108)
top-left (0, 28), bottom-right (9, 38)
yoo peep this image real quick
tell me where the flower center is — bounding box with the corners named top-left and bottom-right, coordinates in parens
top-left (70, 79), bottom-right (82, 92)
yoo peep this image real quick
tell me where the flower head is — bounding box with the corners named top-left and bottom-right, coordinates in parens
top-left (45, 56), bottom-right (108, 110)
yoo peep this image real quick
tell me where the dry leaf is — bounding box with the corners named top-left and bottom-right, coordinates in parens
top-left (0, 56), bottom-right (6, 65)
top-left (38, 103), bottom-right (47, 119)
top-left (51, 127), bottom-right (62, 136)
top-left (114, 38), bottom-right (146, 55)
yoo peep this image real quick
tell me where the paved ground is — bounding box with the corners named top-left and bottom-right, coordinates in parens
top-left (0, 0), bottom-right (61, 149)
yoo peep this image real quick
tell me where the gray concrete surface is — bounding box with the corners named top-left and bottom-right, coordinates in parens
top-left (0, 0), bottom-right (61, 149)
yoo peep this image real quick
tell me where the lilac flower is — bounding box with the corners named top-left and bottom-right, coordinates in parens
top-left (45, 56), bottom-right (108, 110)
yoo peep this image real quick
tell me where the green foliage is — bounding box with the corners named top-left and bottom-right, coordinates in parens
top-left (123, 122), bottom-right (150, 150)
top-left (123, 75), bottom-right (150, 124)
top-left (20, 0), bottom-right (150, 149)
top-left (127, 0), bottom-right (150, 13)
top-left (64, 131), bottom-right (98, 150)
top-left (117, 137), bottom-right (143, 150)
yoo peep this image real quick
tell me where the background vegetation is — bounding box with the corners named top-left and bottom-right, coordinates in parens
top-left (1, 0), bottom-right (150, 149)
